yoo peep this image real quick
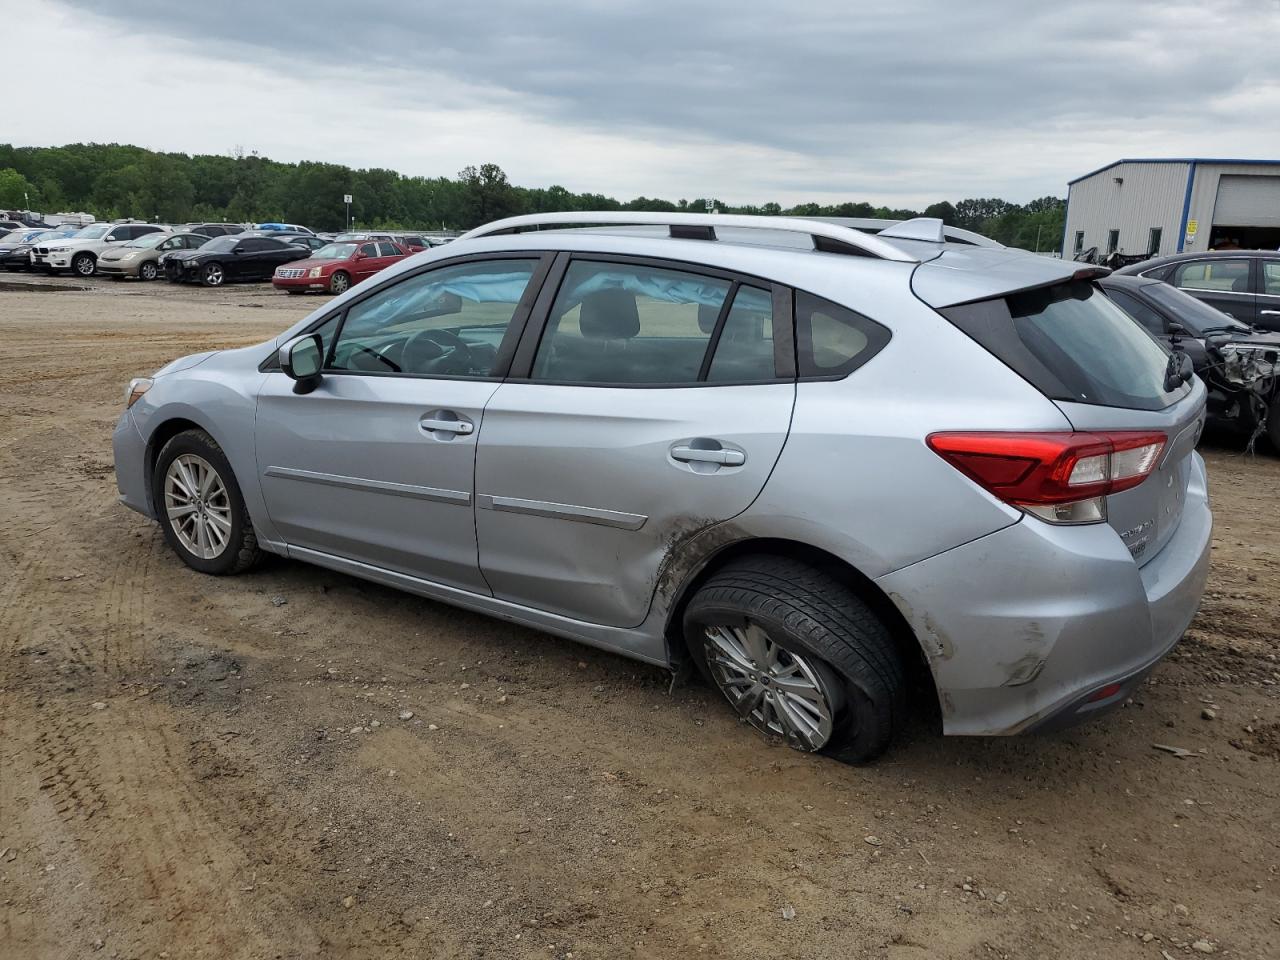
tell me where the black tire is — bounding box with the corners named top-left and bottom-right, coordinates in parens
top-left (139, 260), bottom-right (158, 281)
top-left (72, 252), bottom-right (96, 277)
top-left (153, 429), bottom-right (262, 575)
top-left (201, 262), bottom-right (225, 287)
top-left (1267, 397), bottom-right (1280, 454)
top-left (329, 270), bottom-right (351, 294)
top-left (683, 556), bottom-right (905, 763)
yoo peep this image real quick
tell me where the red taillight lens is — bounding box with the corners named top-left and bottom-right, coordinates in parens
top-left (926, 431), bottom-right (1166, 524)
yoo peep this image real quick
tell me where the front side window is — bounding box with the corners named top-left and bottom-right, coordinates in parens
top-left (1172, 259), bottom-right (1249, 293)
top-left (328, 258), bottom-right (538, 378)
top-left (358, 243), bottom-right (378, 259)
top-left (532, 260), bottom-right (731, 385)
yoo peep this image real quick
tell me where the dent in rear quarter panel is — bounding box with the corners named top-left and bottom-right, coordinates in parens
top-left (128, 347), bottom-right (280, 547)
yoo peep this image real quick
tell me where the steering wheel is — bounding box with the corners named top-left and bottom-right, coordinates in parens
top-left (405, 329), bottom-right (475, 375)
top-left (350, 344), bottom-right (401, 372)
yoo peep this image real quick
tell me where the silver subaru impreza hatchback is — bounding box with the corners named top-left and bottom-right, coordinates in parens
top-left (113, 213), bottom-right (1212, 762)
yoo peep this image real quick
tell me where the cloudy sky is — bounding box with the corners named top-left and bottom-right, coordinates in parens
top-left (6, 0), bottom-right (1280, 207)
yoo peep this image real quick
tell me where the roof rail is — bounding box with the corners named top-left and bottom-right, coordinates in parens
top-left (801, 216), bottom-right (1003, 248)
top-left (457, 212), bottom-right (920, 263)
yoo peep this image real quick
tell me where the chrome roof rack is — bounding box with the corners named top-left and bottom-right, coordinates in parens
top-left (457, 211), bottom-right (922, 263)
top-left (800, 216), bottom-right (1003, 248)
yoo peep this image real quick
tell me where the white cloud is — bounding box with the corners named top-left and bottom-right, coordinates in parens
top-left (4, 0), bottom-right (1279, 207)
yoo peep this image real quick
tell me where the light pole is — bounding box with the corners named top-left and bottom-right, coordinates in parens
top-left (344, 194), bottom-right (353, 231)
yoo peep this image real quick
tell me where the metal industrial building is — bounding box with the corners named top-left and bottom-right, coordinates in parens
top-left (1062, 158), bottom-right (1280, 260)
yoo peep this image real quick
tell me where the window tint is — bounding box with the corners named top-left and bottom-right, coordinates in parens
top-left (329, 258), bottom-right (537, 377)
top-left (942, 280), bottom-right (1186, 412)
top-left (795, 291), bottom-right (891, 379)
top-left (241, 238), bottom-right (274, 251)
top-left (378, 242), bottom-right (401, 257)
top-left (359, 243), bottom-right (379, 258)
top-left (1105, 288), bottom-right (1165, 334)
top-left (533, 260), bottom-right (730, 384)
top-left (1262, 262), bottom-right (1280, 297)
top-left (1172, 259), bottom-right (1249, 292)
top-left (403, 236), bottom-right (425, 247)
top-left (706, 285), bottom-right (776, 382)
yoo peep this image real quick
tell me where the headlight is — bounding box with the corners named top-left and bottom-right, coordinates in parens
top-left (125, 377), bottom-right (153, 408)
top-left (120, 252), bottom-right (138, 261)
top-left (308, 267), bottom-right (323, 278)
top-left (14, 245), bottom-right (30, 254)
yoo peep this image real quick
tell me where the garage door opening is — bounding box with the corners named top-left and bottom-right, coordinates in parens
top-left (1208, 225), bottom-right (1280, 250)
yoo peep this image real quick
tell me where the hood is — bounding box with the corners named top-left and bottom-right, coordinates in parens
top-left (166, 248), bottom-right (206, 262)
top-left (1209, 328), bottom-right (1280, 349)
top-left (286, 256), bottom-right (345, 271)
top-left (154, 351), bottom-right (217, 377)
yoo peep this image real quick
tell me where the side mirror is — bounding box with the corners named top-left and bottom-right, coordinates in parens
top-left (279, 333), bottom-right (324, 394)
top-left (233, 246), bottom-right (246, 254)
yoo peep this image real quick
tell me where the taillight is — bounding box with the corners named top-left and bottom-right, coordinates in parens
top-left (926, 431), bottom-right (1166, 525)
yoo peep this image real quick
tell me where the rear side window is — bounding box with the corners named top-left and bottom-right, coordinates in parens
top-left (532, 260), bottom-right (731, 385)
top-left (1104, 288), bottom-right (1165, 335)
top-left (942, 280), bottom-right (1187, 411)
top-left (795, 291), bottom-right (891, 379)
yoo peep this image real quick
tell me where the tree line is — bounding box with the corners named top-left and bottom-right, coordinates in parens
top-left (0, 143), bottom-right (1065, 250)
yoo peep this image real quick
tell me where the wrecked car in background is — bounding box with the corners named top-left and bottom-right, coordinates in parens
top-left (1101, 274), bottom-right (1280, 452)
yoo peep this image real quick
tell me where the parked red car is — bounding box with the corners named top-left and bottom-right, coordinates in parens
top-left (272, 240), bottom-right (408, 295)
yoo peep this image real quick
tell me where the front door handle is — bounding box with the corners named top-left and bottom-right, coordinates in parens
top-left (671, 445), bottom-right (745, 466)
top-left (419, 410), bottom-right (474, 438)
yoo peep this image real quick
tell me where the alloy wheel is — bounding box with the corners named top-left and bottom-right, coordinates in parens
top-left (703, 622), bottom-right (838, 750)
top-left (140, 261), bottom-right (158, 280)
top-left (163, 454), bottom-right (233, 560)
top-left (330, 272), bottom-right (350, 294)
top-left (204, 264), bottom-right (224, 286)
top-left (74, 254), bottom-right (95, 276)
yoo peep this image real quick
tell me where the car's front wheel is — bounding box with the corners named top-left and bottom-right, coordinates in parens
top-left (154, 429), bottom-right (261, 575)
top-left (684, 556), bottom-right (905, 763)
top-left (72, 252), bottom-right (96, 276)
top-left (201, 263), bottom-right (225, 286)
top-left (139, 260), bottom-right (158, 281)
top-left (329, 270), bottom-right (351, 294)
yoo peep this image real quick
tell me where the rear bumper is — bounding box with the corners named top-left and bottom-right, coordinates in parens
top-left (878, 452), bottom-right (1212, 736)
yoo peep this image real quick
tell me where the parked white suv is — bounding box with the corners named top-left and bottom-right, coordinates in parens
top-left (32, 222), bottom-right (168, 276)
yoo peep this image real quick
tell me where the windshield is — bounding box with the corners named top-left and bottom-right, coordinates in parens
top-left (312, 243), bottom-right (357, 260)
top-left (0, 229), bottom-right (25, 243)
top-left (75, 224), bottom-right (112, 239)
top-left (1144, 282), bottom-right (1250, 335)
top-left (125, 233), bottom-right (169, 249)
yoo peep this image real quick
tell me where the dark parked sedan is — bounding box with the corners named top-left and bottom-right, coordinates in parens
top-left (1115, 249), bottom-right (1280, 330)
top-left (1100, 273), bottom-right (1280, 450)
top-left (165, 235), bottom-right (308, 286)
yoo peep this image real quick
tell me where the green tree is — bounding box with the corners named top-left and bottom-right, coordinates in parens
top-left (0, 168), bottom-right (37, 208)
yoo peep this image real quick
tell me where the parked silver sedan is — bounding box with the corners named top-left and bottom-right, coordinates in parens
top-left (112, 213), bottom-right (1211, 761)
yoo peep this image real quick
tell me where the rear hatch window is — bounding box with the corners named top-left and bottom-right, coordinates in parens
top-left (941, 279), bottom-right (1189, 411)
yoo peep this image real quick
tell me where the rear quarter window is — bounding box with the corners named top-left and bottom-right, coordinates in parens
top-left (941, 280), bottom-right (1188, 411)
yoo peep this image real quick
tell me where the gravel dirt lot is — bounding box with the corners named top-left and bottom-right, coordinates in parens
top-left (0, 277), bottom-right (1277, 960)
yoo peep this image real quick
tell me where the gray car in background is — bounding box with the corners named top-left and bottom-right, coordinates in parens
top-left (112, 213), bottom-right (1211, 761)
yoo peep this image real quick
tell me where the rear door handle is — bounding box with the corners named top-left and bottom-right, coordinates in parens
top-left (420, 415), bottom-right (474, 435)
top-left (671, 445), bottom-right (745, 466)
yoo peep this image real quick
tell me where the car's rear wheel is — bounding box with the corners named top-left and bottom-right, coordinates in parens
top-left (72, 252), bottom-right (96, 277)
top-left (154, 430), bottom-right (261, 575)
top-left (684, 556), bottom-right (905, 763)
top-left (201, 263), bottom-right (225, 286)
top-left (329, 270), bottom-right (351, 294)
top-left (139, 260), bottom-right (158, 281)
